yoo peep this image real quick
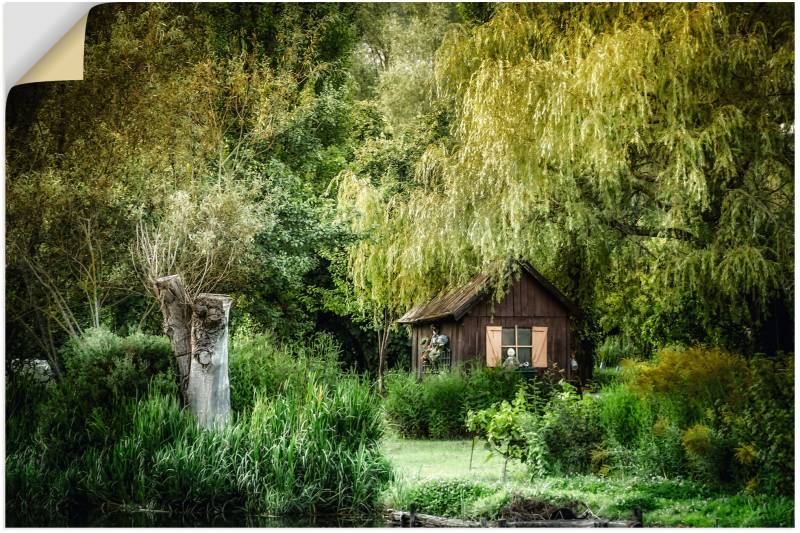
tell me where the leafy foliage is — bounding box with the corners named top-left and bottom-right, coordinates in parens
top-left (466, 389), bottom-right (535, 476)
top-left (383, 367), bottom-right (524, 439)
top-left (341, 3), bottom-right (794, 359)
top-left (6, 330), bottom-right (392, 519)
top-left (228, 330), bottom-right (341, 413)
top-left (383, 371), bottom-right (428, 438)
top-left (30, 329), bottom-right (172, 460)
top-left (402, 479), bottom-right (492, 517)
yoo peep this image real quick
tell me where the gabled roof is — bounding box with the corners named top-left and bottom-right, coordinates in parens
top-left (396, 262), bottom-right (578, 325)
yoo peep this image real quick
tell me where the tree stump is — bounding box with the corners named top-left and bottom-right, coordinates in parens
top-left (154, 275), bottom-right (192, 403)
top-left (187, 293), bottom-right (233, 429)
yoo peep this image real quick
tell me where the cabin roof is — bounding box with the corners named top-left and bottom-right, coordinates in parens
top-left (397, 262), bottom-right (578, 325)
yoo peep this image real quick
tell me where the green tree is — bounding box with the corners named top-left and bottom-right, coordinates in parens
top-left (342, 4), bottom-right (794, 367)
top-left (6, 4), bottom-right (365, 368)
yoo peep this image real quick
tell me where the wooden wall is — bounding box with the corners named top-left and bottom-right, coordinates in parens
top-left (410, 321), bottom-right (461, 375)
top-left (410, 271), bottom-right (572, 378)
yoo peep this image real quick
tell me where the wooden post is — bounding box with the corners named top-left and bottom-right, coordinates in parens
top-left (480, 517), bottom-right (488, 527)
top-left (410, 502), bottom-right (417, 527)
top-left (498, 518), bottom-right (508, 528)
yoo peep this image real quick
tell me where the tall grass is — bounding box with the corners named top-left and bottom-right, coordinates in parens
top-left (228, 331), bottom-right (341, 412)
top-left (7, 330), bottom-right (393, 521)
top-left (383, 367), bottom-right (524, 439)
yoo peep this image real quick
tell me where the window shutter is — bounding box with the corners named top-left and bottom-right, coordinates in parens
top-left (532, 326), bottom-right (548, 368)
top-left (486, 326), bottom-right (502, 367)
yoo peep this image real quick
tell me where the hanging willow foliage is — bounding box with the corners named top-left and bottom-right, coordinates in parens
top-left (340, 3), bottom-right (793, 348)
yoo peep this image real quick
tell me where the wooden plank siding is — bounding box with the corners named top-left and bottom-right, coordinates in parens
top-left (409, 271), bottom-right (572, 378)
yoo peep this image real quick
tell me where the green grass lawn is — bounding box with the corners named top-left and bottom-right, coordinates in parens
top-left (382, 435), bottom-right (794, 527)
top-left (382, 434), bottom-right (528, 483)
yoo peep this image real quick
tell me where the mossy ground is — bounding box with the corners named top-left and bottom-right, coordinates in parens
top-left (382, 435), bottom-right (794, 527)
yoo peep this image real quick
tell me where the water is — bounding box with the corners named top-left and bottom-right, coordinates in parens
top-left (6, 509), bottom-right (390, 528)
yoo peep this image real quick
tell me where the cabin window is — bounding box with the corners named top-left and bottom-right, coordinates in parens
top-left (486, 326), bottom-right (548, 368)
top-left (502, 327), bottom-right (533, 366)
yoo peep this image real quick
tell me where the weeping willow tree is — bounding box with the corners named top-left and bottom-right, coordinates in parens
top-left (340, 3), bottom-right (793, 363)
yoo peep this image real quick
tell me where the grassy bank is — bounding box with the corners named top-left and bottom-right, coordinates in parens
top-left (6, 329), bottom-right (392, 522)
top-left (382, 436), bottom-right (794, 527)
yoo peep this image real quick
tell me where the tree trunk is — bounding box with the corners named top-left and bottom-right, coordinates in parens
top-left (377, 326), bottom-right (390, 394)
top-left (186, 293), bottom-right (233, 429)
top-left (154, 275), bottom-right (193, 403)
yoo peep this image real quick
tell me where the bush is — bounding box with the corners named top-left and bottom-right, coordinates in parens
top-left (7, 330), bottom-right (393, 520)
top-left (25, 328), bottom-right (173, 460)
top-left (228, 330), bottom-right (341, 413)
top-left (463, 367), bottom-right (524, 414)
top-left (467, 388), bottom-right (536, 479)
top-left (621, 347), bottom-right (793, 494)
top-left (402, 479), bottom-right (493, 517)
top-left (597, 384), bottom-right (650, 448)
top-left (467, 381), bottom-right (603, 478)
top-left (634, 345), bottom-right (749, 426)
top-left (423, 371), bottom-right (469, 438)
top-left (537, 382), bottom-right (603, 475)
top-left (383, 371), bottom-right (427, 438)
top-left (727, 356), bottom-right (793, 495)
top-left (383, 367), bottom-right (524, 439)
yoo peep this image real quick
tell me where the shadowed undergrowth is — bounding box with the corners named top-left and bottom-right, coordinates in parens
top-left (6, 330), bottom-right (392, 522)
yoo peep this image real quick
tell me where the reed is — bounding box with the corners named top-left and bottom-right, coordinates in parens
top-left (6, 332), bottom-right (392, 521)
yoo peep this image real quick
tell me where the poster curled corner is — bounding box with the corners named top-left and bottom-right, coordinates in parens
top-left (15, 13), bottom-right (89, 86)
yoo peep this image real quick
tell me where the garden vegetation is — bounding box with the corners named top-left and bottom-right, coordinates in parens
top-left (6, 329), bottom-right (391, 523)
top-left (5, 3), bottom-right (793, 527)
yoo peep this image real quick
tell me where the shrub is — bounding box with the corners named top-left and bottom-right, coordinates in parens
top-left (402, 479), bottom-right (493, 517)
top-left (467, 388), bottom-right (535, 480)
top-left (228, 331), bottom-right (341, 413)
top-left (727, 356), bottom-right (793, 495)
top-left (634, 346), bottom-right (749, 425)
top-left (467, 381), bottom-right (604, 478)
top-left (422, 371), bottom-right (469, 438)
top-left (33, 328), bottom-right (173, 460)
top-left (463, 367), bottom-right (524, 414)
top-left (383, 367), bottom-right (525, 439)
top-left (596, 384), bottom-right (650, 448)
top-left (623, 415), bottom-right (685, 478)
top-left (679, 423), bottom-right (729, 484)
top-left (628, 347), bottom-right (793, 494)
top-left (538, 382), bottom-right (603, 475)
top-left (383, 371), bottom-right (427, 438)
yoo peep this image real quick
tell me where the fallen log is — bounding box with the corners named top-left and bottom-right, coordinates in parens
top-left (386, 510), bottom-right (481, 528)
top-left (386, 507), bottom-right (642, 528)
top-left (507, 519), bottom-right (638, 527)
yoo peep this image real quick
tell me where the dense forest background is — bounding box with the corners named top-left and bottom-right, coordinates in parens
top-left (6, 3), bottom-right (794, 378)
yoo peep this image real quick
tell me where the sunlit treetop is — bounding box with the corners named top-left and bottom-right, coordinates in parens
top-left (341, 3), bottom-right (793, 347)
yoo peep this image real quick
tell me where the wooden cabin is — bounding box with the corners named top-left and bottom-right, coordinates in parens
top-left (397, 262), bottom-right (578, 378)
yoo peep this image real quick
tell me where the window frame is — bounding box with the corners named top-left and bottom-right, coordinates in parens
top-left (501, 326), bottom-right (534, 366)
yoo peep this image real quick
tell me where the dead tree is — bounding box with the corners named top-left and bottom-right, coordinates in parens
top-left (154, 275), bottom-right (232, 428)
top-left (186, 293), bottom-right (233, 429)
top-left (154, 275), bottom-right (193, 402)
